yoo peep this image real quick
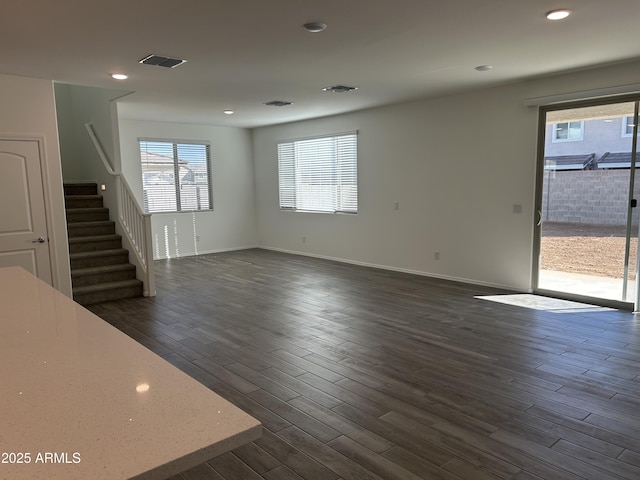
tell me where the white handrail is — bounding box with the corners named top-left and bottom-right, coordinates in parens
top-left (85, 123), bottom-right (118, 176)
top-left (84, 122), bottom-right (155, 297)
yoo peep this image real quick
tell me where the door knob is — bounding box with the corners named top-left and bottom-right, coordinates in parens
top-left (31, 237), bottom-right (46, 244)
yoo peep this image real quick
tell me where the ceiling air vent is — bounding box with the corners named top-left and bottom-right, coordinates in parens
top-left (264, 100), bottom-right (293, 107)
top-left (322, 85), bottom-right (358, 93)
top-left (138, 54), bottom-right (186, 68)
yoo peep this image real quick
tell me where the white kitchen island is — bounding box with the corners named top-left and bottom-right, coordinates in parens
top-left (0, 266), bottom-right (261, 479)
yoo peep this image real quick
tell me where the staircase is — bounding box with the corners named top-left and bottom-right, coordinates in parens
top-left (65, 183), bottom-right (143, 305)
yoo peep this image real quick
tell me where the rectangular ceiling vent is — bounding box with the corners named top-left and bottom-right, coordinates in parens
top-left (138, 54), bottom-right (186, 68)
top-left (264, 100), bottom-right (293, 107)
top-left (323, 85), bottom-right (358, 93)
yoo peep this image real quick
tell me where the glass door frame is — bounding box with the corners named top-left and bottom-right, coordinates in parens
top-left (532, 94), bottom-right (640, 311)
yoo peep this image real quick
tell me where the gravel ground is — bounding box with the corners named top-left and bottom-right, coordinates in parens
top-left (540, 222), bottom-right (638, 280)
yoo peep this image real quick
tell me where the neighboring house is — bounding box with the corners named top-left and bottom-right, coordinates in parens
top-left (545, 116), bottom-right (638, 169)
top-left (542, 115), bottom-right (640, 226)
top-left (140, 150), bottom-right (210, 213)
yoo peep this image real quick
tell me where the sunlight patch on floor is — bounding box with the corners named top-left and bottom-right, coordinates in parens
top-left (475, 294), bottom-right (615, 313)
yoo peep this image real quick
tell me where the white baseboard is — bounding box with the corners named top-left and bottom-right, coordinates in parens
top-left (153, 245), bottom-right (259, 260)
top-left (259, 246), bottom-right (521, 292)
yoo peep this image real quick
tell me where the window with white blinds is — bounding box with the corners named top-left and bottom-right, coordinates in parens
top-left (139, 140), bottom-right (212, 214)
top-left (277, 132), bottom-right (358, 214)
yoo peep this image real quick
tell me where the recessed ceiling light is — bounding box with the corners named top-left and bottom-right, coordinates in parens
top-left (474, 65), bottom-right (493, 72)
top-left (546, 9), bottom-right (571, 20)
top-left (303, 22), bottom-right (327, 33)
top-left (111, 73), bottom-right (128, 80)
top-left (223, 110), bottom-right (234, 115)
top-left (322, 85), bottom-right (358, 93)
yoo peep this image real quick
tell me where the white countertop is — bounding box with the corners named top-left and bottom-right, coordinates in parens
top-left (0, 267), bottom-right (261, 480)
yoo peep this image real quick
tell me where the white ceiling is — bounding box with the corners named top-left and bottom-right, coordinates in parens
top-left (1, 0), bottom-right (639, 128)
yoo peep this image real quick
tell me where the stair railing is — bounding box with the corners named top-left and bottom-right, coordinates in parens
top-left (85, 123), bottom-right (156, 297)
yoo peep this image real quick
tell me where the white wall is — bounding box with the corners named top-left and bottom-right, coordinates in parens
top-left (54, 84), bottom-right (130, 183)
top-left (118, 119), bottom-right (257, 259)
top-left (0, 74), bottom-right (71, 296)
top-left (253, 60), bottom-right (640, 291)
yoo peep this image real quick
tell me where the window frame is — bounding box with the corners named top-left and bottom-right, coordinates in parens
top-left (551, 121), bottom-right (584, 142)
top-left (621, 116), bottom-right (639, 137)
top-left (138, 138), bottom-right (213, 214)
top-left (277, 131), bottom-right (358, 215)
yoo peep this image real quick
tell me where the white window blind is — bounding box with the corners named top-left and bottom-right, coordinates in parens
top-left (139, 140), bottom-right (213, 214)
top-left (277, 132), bottom-right (358, 213)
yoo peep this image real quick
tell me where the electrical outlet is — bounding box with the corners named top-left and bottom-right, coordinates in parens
top-left (434, 250), bottom-right (441, 260)
top-left (195, 236), bottom-right (200, 242)
top-left (394, 201), bottom-right (400, 210)
top-left (302, 236), bottom-right (306, 243)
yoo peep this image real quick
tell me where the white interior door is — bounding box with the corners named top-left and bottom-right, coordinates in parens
top-left (0, 139), bottom-right (52, 284)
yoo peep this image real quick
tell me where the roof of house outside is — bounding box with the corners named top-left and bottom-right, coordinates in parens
top-left (596, 152), bottom-right (636, 169)
top-left (140, 151), bottom-right (188, 166)
top-left (544, 153), bottom-right (596, 171)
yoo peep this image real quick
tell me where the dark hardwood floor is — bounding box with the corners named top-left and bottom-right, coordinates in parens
top-left (88, 249), bottom-right (640, 480)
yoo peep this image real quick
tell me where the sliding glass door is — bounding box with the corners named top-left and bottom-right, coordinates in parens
top-left (534, 99), bottom-right (640, 308)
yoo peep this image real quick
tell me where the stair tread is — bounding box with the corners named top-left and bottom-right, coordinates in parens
top-left (65, 207), bottom-right (109, 213)
top-left (64, 183), bottom-right (97, 187)
top-left (69, 248), bottom-right (128, 259)
top-left (64, 190), bottom-right (143, 303)
top-left (68, 234), bottom-right (121, 243)
top-left (72, 264), bottom-right (135, 277)
top-left (68, 220), bottom-right (114, 226)
top-left (73, 279), bottom-right (142, 294)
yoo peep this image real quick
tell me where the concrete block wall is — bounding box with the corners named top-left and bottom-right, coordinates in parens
top-left (542, 169), bottom-right (640, 225)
